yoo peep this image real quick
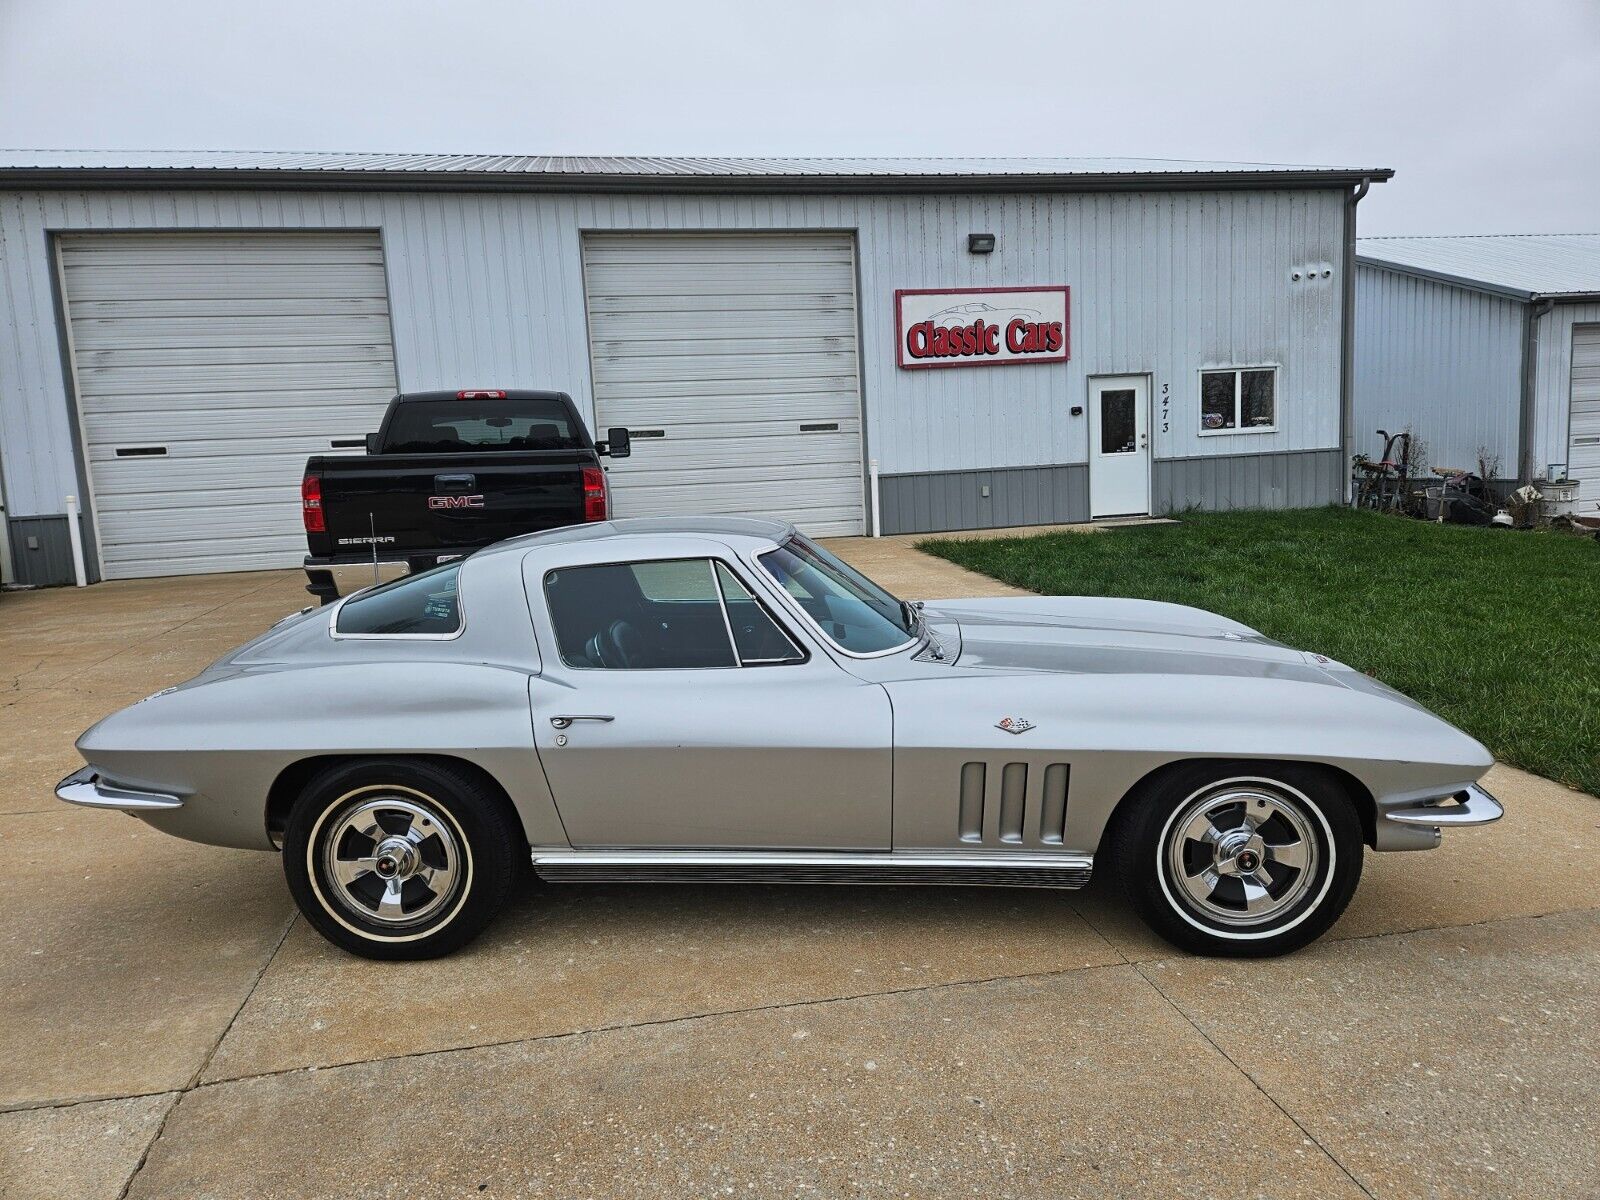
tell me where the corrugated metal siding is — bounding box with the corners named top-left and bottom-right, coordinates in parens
top-left (879, 465), bottom-right (1088, 534)
top-left (1354, 264), bottom-right (1524, 475)
top-left (0, 186), bottom-right (1347, 522)
top-left (1151, 448), bottom-right (1342, 513)
top-left (1533, 302), bottom-right (1600, 477)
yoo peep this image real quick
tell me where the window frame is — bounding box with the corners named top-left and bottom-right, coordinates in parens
top-left (754, 536), bottom-right (920, 661)
top-left (1196, 365), bottom-right (1279, 437)
top-left (541, 555), bottom-right (808, 672)
top-left (329, 560), bottom-right (467, 642)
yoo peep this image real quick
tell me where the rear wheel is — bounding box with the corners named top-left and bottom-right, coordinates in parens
top-left (1107, 762), bottom-right (1363, 957)
top-left (282, 760), bottom-right (522, 960)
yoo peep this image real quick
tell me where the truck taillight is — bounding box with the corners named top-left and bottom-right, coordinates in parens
top-left (301, 473), bottom-right (325, 533)
top-left (581, 467), bottom-right (608, 522)
top-left (456, 389), bottom-right (507, 399)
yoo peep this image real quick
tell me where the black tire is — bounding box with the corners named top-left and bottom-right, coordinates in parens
top-left (1105, 761), bottom-right (1363, 958)
top-left (282, 759), bottom-right (523, 960)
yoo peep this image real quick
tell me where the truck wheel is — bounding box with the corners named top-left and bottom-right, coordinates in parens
top-left (1107, 762), bottom-right (1363, 957)
top-left (282, 760), bottom-right (523, 960)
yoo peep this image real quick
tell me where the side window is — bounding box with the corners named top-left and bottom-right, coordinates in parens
top-left (335, 563), bottom-right (461, 636)
top-left (544, 559), bottom-right (737, 670)
top-left (714, 563), bottom-right (805, 665)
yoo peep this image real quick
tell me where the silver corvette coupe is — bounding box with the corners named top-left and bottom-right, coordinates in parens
top-left (59, 518), bottom-right (1502, 960)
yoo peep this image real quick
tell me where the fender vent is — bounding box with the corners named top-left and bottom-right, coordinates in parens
top-left (958, 761), bottom-right (1071, 846)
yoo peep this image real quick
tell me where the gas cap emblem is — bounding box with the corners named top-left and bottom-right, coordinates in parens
top-left (995, 717), bottom-right (1035, 735)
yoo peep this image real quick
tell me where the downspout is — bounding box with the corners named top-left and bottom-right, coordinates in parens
top-left (1340, 177), bottom-right (1372, 502)
top-left (1518, 297), bottom-right (1555, 483)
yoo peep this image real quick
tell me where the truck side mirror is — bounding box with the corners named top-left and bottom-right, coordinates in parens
top-left (602, 427), bottom-right (632, 459)
top-left (364, 432), bottom-right (381, 454)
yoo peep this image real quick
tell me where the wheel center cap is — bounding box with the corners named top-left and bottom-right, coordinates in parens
top-left (373, 837), bottom-right (416, 880)
top-left (1236, 849), bottom-right (1261, 872)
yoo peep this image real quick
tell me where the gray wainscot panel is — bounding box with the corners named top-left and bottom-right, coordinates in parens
top-left (5, 514), bottom-right (82, 587)
top-left (879, 465), bottom-right (1089, 534)
top-left (1152, 448), bottom-right (1343, 513)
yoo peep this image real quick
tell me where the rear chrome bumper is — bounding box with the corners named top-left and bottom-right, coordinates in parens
top-left (1373, 782), bottom-right (1503, 851)
top-left (55, 766), bottom-right (183, 812)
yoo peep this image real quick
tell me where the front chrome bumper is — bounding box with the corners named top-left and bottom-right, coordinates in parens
top-left (1372, 782), bottom-right (1503, 851)
top-left (1386, 782), bottom-right (1504, 826)
top-left (55, 766), bottom-right (183, 812)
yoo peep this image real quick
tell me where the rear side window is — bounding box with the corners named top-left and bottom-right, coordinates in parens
top-left (382, 399), bottom-right (583, 452)
top-left (336, 563), bottom-right (462, 636)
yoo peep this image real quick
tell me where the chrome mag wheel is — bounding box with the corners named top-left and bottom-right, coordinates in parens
top-left (1162, 780), bottom-right (1321, 928)
top-left (315, 790), bottom-right (468, 928)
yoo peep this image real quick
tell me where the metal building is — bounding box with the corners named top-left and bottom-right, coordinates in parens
top-left (1355, 234), bottom-right (1600, 495)
top-left (0, 152), bottom-right (1388, 586)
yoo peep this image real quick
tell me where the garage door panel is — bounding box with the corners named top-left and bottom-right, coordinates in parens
top-left (86, 403), bottom-right (383, 445)
top-left (74, 358), bottom-right (397, 397)
top-left (60, 263), bottom-right (391, 302)
top-left (76, 341), bottom-right (397, 370)
top-left (584, 233), bottom-right (864, 536)
top-left (61, 232), bottom-right (398, 578)
top-left (74, 315), bottom-right (396, 351)
top-left (586, 291), bottom-right (857, 315)
top-left (591, 310), bottom-right (857, 341)
top-left (591, 334), bottom-right (856, 359)
top-left (66, 296), bottom-right (393, 320)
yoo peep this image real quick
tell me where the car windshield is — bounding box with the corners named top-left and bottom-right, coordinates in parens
top-left (757, 534), bottom-right (917, 655)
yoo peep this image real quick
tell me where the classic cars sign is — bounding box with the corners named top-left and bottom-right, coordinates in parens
top-left (895, 286), bottom-right (1070, 369)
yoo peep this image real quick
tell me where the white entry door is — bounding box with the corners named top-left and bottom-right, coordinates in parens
top-left (1088, 376), bottom-right (1151, 518)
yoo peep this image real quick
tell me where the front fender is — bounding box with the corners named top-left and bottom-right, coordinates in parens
top-left (885, 671), bottom-right (1491, 853)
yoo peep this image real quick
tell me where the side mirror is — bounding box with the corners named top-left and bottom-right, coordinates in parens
top-left (601, 426), bottom-right (632, 459)
top-left (364, 432), bottom-right (381, 454)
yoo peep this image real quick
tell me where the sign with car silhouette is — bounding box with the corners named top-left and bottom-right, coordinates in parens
top-left (895, 286), bottom-right (1069, 369)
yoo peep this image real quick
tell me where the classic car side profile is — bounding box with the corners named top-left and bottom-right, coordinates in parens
top-left (58, 518), bottom-right (1502, 960)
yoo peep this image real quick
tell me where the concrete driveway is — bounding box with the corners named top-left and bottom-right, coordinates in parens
top-left (1, 540), bottom-right (1596, 1199)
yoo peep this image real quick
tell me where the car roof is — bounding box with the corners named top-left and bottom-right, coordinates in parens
top-left (479, 515), bottom-right (798, 559)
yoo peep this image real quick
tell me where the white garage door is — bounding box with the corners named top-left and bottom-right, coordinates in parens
top-left (582, 233), bottom-right (866, 536)
top-left (1571, 325), bottom-right (1600, 504)
top-left (58, 232), bottom-right (399, 579)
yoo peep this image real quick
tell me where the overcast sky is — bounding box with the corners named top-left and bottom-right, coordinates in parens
top-left (1, 0), bottom-right (1595, 235)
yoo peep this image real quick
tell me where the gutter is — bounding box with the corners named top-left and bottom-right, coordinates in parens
top-left (1340, 176), bottom-right (1373, 501)
top-left (0, 166), bottom-right (1397, 196)
top-left (1518, 297), bottom-right (1556, 482)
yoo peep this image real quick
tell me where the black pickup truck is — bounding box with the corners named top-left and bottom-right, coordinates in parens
top-left (301, 389), bottom-right (630, 602)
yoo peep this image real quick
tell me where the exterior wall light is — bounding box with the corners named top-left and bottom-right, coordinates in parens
top-left (967, 233), bottom-right (996, 254)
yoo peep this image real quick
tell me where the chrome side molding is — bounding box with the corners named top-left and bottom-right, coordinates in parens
top-left (530, 848), bottom-right (1093, 889)
top-left (55, 766), bottom-right (183, 812)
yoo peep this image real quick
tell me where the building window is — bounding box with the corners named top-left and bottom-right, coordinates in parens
top-left (1199, 368), bottom-right (1276, 434)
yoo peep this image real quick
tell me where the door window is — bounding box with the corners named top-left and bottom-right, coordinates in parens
top-left (1099, 389), bottom-right (1137, 454)
top-left (544, 558), bottom-right (803, 670)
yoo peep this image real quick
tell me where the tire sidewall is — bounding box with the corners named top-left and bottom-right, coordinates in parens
top-left (283, 760), bottom-right (517, 960)
top-left (1117, 761), bottom-right (1364, 957)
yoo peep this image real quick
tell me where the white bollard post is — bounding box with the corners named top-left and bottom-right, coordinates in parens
top-left (64, 494), bottom-right (88, 587)
top-left (869, 458), bottom-right (882, 538)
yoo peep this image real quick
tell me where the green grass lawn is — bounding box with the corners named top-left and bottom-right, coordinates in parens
top-left (920, 508), bottom-right (1600, 796)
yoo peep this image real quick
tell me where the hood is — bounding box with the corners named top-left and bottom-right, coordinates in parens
top-left (925, 596), bottom-right (1341, 686)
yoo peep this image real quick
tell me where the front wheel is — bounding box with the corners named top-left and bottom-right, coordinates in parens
top-left (282, 760), bottom-right (523, 960)
top-left (1107, 762), bottom-right (1363, 957)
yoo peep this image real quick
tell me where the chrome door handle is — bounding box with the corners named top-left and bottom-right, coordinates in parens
top-left (550, 715), bottom-right (615, 729)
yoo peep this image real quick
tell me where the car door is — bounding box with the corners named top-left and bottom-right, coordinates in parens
top-left (524, 549), bottom-right (893, 849)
